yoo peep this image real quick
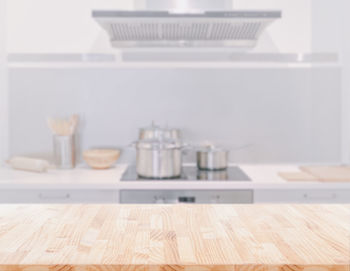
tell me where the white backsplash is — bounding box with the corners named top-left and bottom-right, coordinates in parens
top-left (8, 66), bottom-right (342, 164)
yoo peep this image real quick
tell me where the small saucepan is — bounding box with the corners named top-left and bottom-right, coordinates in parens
top-left (196, 146), bottom-right (229, 171)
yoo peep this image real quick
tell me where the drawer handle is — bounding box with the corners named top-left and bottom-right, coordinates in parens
top-left (303, 193), bottom-right (336, 200)
top-left (178, 197), bottom-right (196, 203)
top-left (38, 193), bottom-right (71, 200)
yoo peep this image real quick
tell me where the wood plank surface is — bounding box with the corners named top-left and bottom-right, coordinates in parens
top-left (0, 204), bottom-right (348, 271)
top-left (280, 166), bottom-right (350, 182)
top-left (300, 166), bottom-right (350, 182)
top-left (278, 171), bottom-right (319, 182)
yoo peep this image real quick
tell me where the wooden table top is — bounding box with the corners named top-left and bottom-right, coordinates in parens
top-left (0, 204), bottom-right (348, 271)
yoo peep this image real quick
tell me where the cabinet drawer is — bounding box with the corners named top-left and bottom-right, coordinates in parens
top-left (254, 189), bottom-right (350, 203)
top-left (0, 189), bottom-right (118, 203)
top-left (120, 190), bottom-right (253, 204)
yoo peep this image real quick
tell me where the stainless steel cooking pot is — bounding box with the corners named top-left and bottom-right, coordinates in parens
top-left (139, 123), bottom-right (182, 141)
top-left (197, 146), bottom-right (229, 171)
top-left (134, 139), bottom-right (183, 179)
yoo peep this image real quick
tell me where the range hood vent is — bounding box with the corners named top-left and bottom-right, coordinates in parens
top-left (93, 9), bottom-right (281, 48)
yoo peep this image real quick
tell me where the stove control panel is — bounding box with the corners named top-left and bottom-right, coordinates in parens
top-left (119, 190), bottom-right (253, 204)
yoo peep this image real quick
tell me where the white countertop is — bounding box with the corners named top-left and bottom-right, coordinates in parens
top-left (0, 164), bottom-right (350, 190)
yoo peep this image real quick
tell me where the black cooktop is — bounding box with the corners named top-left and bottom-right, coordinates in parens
top-left (121, 166), bottom-right (251, 181)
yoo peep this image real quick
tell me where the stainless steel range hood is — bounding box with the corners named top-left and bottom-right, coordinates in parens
top-left (93, 0), bottom-right (281, 48)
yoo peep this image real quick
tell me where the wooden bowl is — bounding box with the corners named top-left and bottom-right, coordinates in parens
top-left (83, 149), bottom-right (121, 169)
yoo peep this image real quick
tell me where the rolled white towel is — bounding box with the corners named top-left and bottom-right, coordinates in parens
top-left (7, 157), bottom-right (51, 173)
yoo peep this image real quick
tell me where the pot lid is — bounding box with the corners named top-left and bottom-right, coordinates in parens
top-left (140, 122), bottom-right (179, 132)
top-left (135, 139), bottom-right (181, 149)
top-left (140, 121), bottom-right (161, 131)
top-left (139, 122), bottom-right (182, 142)
top-left (197, 144), bottom-right (227, 152)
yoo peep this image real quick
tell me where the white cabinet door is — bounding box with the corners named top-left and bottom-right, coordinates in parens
top-left (254, 189), bottom-right (350, 203)
top-left (0, 189), bottom-right (118, 203)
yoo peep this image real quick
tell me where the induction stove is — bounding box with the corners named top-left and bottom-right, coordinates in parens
top-left (121, 165), bottom-right (251, 181)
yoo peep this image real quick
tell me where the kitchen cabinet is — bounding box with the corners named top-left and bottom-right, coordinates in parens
top-left (0, 187), bottom-right (350, 204)
top-left (254, 189), bottom-right (350, 203)
top-left (0, 189), bottom-right (118, 203)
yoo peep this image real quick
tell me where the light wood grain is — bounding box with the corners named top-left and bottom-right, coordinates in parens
top-left (300, 166), bottom-right (350, 182)
top-left (0, 205), bottom-right (348, 271)
top-left (278, 171), bottom-right (319, 182)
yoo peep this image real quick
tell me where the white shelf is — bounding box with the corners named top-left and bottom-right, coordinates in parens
top-left (7, 52), bottom-right (341, 69)
top-left (8, 62), bottom-right (342, 69)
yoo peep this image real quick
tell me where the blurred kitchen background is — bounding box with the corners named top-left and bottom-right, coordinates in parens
top-left (1, 0), bottom-right (350, 204)
top-left (1, 0), bottom-right (348, 166)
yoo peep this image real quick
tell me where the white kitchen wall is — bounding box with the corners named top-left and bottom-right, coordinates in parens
top-left (0, 0), bottom-right (9, 164)
top-left (236, 0), bottom-right (312, 53)
top-left (6, 0), bottom-right (313, 54)
top-left (9, 66), bottom-right (342, 164)
top-left (311, 0), bottom-right (341, 53)
top-left (338, 0), bottom-right (350, 163)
